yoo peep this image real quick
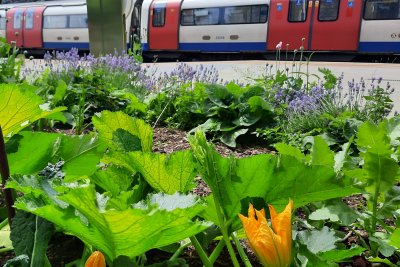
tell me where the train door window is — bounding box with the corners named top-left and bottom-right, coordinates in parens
top-left (318, 0), bottom-right (340, 21)
top-left (13, 10), bottom-right (23, 29)
top-left (69, 14), bottom-right (88, 28)
top-left (288, 0), bottom-right (308, 22)
top-left (43, 15), bottom-right (68, 28)
top-left (223, 5), bottom-right (268, 24)
top-left (364, 0), bottom-right (400, 20)
top-left (0, 17), bottom-right (6, 30)
top-left (194, 8), bottom-right (219, 25)
top-left (152, 3), bottom-right (166, 27)
top-left (25, 10), bottom-right (34, 29)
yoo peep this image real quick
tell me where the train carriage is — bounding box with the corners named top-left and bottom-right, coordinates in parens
top-left (0, 0), bottom-right (399, 57)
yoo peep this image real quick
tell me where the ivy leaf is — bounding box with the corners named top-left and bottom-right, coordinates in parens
top-left (106, 150), bottom-right (196, 194)
top-left (298, 227), bottom-right (340, 254)
top-left (0, 84), bottom-right (66, 139)
top-left (93, 111), bottom-right (153, 152)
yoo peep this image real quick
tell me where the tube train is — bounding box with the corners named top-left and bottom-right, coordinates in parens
top-left (0, 0), bottom-right (400, 58)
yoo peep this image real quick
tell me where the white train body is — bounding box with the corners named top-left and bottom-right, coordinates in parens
top-left (0, 0), bottom-right (399, 55)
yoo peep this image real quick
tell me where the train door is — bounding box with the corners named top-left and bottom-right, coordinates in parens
top-left (148, 0), bottom-right (182, 50)
top-left (311, 0), bottom-right (362, 50)
top-left (6, 6), bottom-right (44, 48)
top-left (267, 0), bottom-right (312, 50)
top-left (23, 7), bottom-right (45, 48)
top-left (267, 0), bottom-right (362, 51)
top-left (6, 8), bottom-right (24, 46)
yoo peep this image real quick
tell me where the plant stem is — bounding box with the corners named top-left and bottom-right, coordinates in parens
top-left (189, 236), bottom-right (212, 267)
top-left (169, 240), bottom-right (191, 261)
top-left (0, 125), bottom-right (15, 224)
top-left (371, 159), bottom-right (382, 233)
top-left (209, 239), bottom-right (225, 264)
top-left (231, 232), bottom-right (252, 267)
top-left (213, 197), bottom-right (240, 267)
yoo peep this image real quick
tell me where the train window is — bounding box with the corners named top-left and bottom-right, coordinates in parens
top-left (181, 8), bottom-right (219, 25)
top-left (318, 0), bottom-right (340, 21)
top-left (43, 15), bottom-right (68, 28)
top-left (223, 5), bottom-right (268, 24)
top-left (13, 11), bottom-right (22, 29)
top-left (25, 10), bottom-right (34, 29)
top-left (69, 14), bottom-right (88, 28)
top-left (181, 9), bottom-right (195, 25)
top-left (152, 3), bottom-right (166, 27)
top-left (288, 0), bottom-right (308, 22)
top-left (0, 17), bottom-right (6, 30)
top-left (364, 0), bottom-right (400, 20)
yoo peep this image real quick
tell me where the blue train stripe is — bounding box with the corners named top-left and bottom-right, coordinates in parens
top-left (358, 42), bottom-right (400, 53)
top-left (141, 42), bottom-right (267, 52)
top-left (43, 42), bottom-right (90, 50)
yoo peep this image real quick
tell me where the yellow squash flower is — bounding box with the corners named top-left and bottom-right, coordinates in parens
top-left (239, 199), bottom-right (293, 267)
top-left (85, 251), bottom-right (106, 267)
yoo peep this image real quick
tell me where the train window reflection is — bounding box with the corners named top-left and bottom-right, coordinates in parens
top-left (13, 11), bottom-right (22, 29)
top-left (364, 0), bottom-right (400, 20)
top-left (288, 0), bottom-right (308, 22)
top-left (43, 15), bottom-right (67, 28)
top-left (152, 4), bottom-right (166, 27)
top-left (0, 17), bottom-right (6, 30)
top-left (181, 8), bottom-right (219, 25)
top-left (224, 5), bottom-right (268, 24)
top-left (69, 14), bottom-right (87, 28)
top-left (25, 10), bottom-right (34, 29)
top-left (318, 0), bottom-right (340, 21)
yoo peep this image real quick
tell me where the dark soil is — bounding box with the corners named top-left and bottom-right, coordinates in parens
top-left (0, 127), bottom-right (395, 266)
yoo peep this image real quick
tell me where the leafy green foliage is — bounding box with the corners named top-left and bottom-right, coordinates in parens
top-left (0, 38), bottom-right (23, 84)
top-left (0, 84), bottom-right (66, 139)
top-left (190, 131), bottom-right (358, 229)
top-left (0, 219), bottom-right (12, 252)
top-left (6, 131), bottom-right (104, 180)
top-left (93, 111), bottom-right (152, 152)
top-left (10, 211), bottom-right (54, 267)
top-left (7, 176), bottom-right (210, 262)
top-left (106, 150), bottom-right (196, 194)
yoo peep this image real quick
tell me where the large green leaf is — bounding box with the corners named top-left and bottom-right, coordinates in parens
top-left (7, 132), bottom-right (104, 179)
top-left (59, 134), bottom-right (104, 181)
top-left (352, 120), bottom-right (400, 194)
top-left (92, 111), bottom-right (153, 152)
top-left (8, 176), bottom-right (209, 262)
top-left (105, 150), bottom-right (196, 194)
top-left (0, 84), bottom-right (66, 139)
top-left (189, 131), bottom-right (358, 227)
top-left (7, 132), bottom-right (60, 175)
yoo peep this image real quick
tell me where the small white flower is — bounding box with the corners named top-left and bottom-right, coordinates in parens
top-left (276, 41), bottom-right (283, 50)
